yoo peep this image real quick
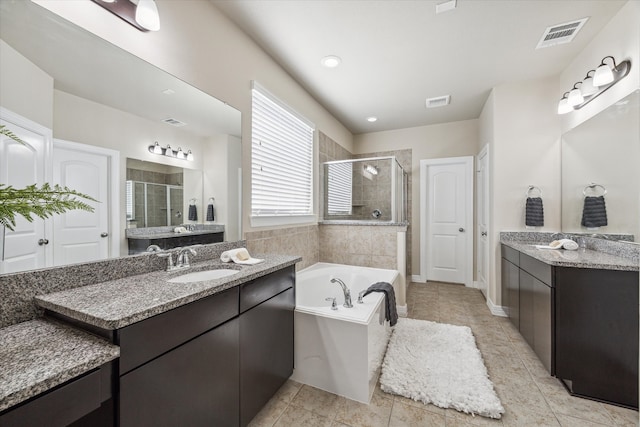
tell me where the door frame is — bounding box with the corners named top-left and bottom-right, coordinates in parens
top-left (53, 139), bottom-right (120, 259)
top-left (476, 144), bottom-right (490, 296)
top-left (419, 156), bottom-right (474, 286)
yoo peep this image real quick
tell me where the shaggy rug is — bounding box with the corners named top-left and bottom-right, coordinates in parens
top-left (380, 318), bottom-right (505, 419)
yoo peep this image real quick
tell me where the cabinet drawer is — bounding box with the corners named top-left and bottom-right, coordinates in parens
top-left (240, 266), bottom-right (295, 313)
top-left (117, 286), bottom-right (239, 375)
top-left (0, 368), bottom-right (103, 427)
top-left (520, 253), bottom-right (552, 286)
top-left (501, 244), bottom-right (519, 266)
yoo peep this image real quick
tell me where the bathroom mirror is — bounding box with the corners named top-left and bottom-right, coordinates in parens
top-left (561, 89), bottom-right (640, 239)
top-left (0, 0), bottom-right (242, 271)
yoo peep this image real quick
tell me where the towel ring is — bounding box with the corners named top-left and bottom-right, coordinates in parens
top-left (526, 185), bottom-right (542, 197)
top-left (583, 183), bottom-right (607, 196)
top-left (208, 197), bottom-right (215, 203)
top-left (189, 198), bottom-right (197, 205)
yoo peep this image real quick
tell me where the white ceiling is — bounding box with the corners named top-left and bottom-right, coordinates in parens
top-left (212, 0), bottom-right (626, 134)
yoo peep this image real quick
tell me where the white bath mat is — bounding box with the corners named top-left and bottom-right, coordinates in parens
top-left (380, 318), bottom-right (504, 419)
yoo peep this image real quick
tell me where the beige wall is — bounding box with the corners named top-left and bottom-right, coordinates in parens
top-left (485, 76), bottom-right (562, 307)
top-left (0, 40), bottom-right (53, 129)
top-left (33, 0), bottom-right (354, 236)
top-left (353, 119), bottom-right (479, 277)
top-left (245, 225), bottom-right (319, 271)
top-left (560, 0), bottom-right (640, 133)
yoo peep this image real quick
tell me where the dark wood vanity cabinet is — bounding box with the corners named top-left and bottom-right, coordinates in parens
top-left (239, 267), bottom-right (295, 426)
top-left (115, 265), bottom-right (295, 427)
top-left (0, 363), bottom-right (115, 427)
top-left (554, 267), bottom-right (638, 408)
top-left (501, 246), bottom-right (553, 374)
top-left (501, 244), bottom-right (639, 409)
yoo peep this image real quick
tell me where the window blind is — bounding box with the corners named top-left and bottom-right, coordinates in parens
top-left (327, 162), bottom-right (352, 215)
top-left (251, 84), bottom-right (314, 217)
top-left (125, 180), bottom-right (134, 220)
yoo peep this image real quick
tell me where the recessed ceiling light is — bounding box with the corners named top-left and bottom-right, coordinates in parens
top-left (366, 116), bottom-right (378, 122)
top-left (435, 0), bottom-right (456, 14)
top-left (321, 55), bottom-right (341, 68)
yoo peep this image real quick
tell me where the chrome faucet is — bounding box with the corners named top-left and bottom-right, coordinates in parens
top-left (156, 246), bottom-right (198, 271)
top-left (357, 290), bottom-right (367, 304)
top-left (176, 247), bottom-right (197, 268)
top-left (330, 278), bottom-right (353, 308)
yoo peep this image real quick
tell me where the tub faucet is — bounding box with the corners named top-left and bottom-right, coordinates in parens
top-left (357, 290), bottom-right (367, 304)
top-left (330, 278), bottom-right (353, 308)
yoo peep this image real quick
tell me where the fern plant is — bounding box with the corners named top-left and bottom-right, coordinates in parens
top-left (0, 124), bottom-right (96, 231)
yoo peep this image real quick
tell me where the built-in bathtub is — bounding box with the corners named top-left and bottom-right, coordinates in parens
top-left (291, 262), bottom-right (398, 403)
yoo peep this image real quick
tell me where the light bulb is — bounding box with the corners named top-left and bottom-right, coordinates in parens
top-left (567, 87), bottom-right (584, 107)
top-left (593, 63), bottom-right (614, 87)
top-left (136, 0), bottom-right (160, 31)
top-left (176, 147), bottom-right (185, 160)
top-left (581, 74), bottom-right (598, 96)
top-left (186, 150), bottom-right (194, 161)
top-left (557, 97), bottom-right (572, 115)
top-left (151, 141), bottom-right (162, 154)
top-left (165, 144), bottom-right (173, 157)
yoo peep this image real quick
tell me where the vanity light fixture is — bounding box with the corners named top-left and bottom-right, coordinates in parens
top-left (567, 83), bottom-right (584, 107)
top-left (91, 0), bottom-right (160, 32)
top-left (148, 143), bottom-right (194, 161)
top-left (557, 55), bottom-right (631, 114)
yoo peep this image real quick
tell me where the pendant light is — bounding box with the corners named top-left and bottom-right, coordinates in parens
top-left (135, 0), bottom-right (160, 31)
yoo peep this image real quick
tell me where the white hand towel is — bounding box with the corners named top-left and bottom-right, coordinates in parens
top-left (561, 239), bottom-right (578, 251)
top-left (535, 239), bottom-right (578, 251)
top-left (220, 248), bottom-right (264, 265)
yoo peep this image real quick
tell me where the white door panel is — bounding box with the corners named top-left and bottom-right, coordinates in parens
top-left (0, 116), bottom-right (51, 273)
top-left (422, 158), bottom-right (472, 285)
top-left (52, 144), bottom-right (109, 266)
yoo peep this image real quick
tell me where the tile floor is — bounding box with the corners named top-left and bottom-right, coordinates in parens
top-left (249, 281), bottom-right (639, 427)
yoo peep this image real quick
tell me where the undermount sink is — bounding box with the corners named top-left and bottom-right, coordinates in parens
top-left (168, 269), bottom-right (239, 283)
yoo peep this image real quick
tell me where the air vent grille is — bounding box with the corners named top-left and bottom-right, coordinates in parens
top-left (425, 95), bottom-right (451, 108)
top-left (536, 18), bottom-right (588, 49)
top-left (162, 118), bottom-right (187, 127)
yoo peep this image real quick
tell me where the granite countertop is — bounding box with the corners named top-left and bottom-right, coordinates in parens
top-left (35, 254), bottom-right (301, 330)
top-left (0, 318), bottom-right (119, 412)
top-left (126, 229), bottom-right (224, 239)
top-left (501, 241), bottom-right (639, 272)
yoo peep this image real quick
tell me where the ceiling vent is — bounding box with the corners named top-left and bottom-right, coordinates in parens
top-left (425, 95), bottom-right (451, 108)
top-left (162, 118), bottom-right (187, 127)
top-left (536, 17), bottom-right (589, 49)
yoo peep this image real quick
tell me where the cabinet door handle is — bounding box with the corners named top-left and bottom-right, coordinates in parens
top-left (101, 232), bottom-right (109, 238)
top-left (38, 238), bottom-right (49, 246)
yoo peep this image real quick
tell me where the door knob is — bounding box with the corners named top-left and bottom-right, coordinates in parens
top-left (459, 228), bottom-right (465, 232)
top-left (38, 238), bottom-right (49, 246)
top-left (101, 232), bottom-right (109, 238)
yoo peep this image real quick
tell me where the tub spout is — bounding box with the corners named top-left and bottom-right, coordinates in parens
top-left (330, 278), bottom-right (353, 308)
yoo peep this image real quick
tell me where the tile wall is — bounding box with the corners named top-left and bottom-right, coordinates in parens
top-left (245, 225), bottom-right (320, 271)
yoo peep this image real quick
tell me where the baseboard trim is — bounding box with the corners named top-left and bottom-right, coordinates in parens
top-left (486, 297), bottom-right (508, 317)
top-left (397, 304), bottom-right (408, 317)
top-left (411, 275), bottom-right (426, 283)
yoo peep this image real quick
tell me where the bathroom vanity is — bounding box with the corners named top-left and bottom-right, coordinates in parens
top-left (0, 248), bottom-right (299, 427)
top-left (501, 240), bottom-right (638, 409)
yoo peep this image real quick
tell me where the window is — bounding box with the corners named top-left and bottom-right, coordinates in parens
top-left (326, 162), bottom-right (352, 215)
top-left (251, 82), bottom-right (314, 223)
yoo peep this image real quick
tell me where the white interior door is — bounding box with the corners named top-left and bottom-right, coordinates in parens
top-left (52, 141), bottom-right (110, 266)
top-left (477, 146), bottom-right (490, 297)
top-left (420, 157), bottom-right (473, 285)
top-left (0, 114), bottom-right (51, 273)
